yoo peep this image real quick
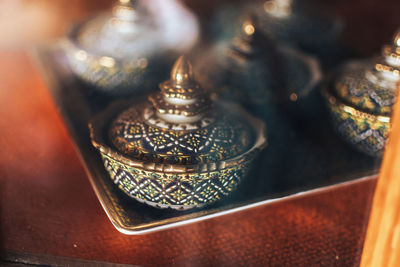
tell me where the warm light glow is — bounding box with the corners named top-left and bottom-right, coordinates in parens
top-left (343, 106), bottom-right (354, 114)
top-left (243, 23), bottom-right (255, 35)
top-left (378, 116), bottom-right (390, 123)
top-left (75, 50), bottom-right (87, 61)
top-left (395, 33), bottom-right (400, 47)
top-left (99, 56), bottom-right (115, 68)
top-left (289, 93), bottom-right (298, 101)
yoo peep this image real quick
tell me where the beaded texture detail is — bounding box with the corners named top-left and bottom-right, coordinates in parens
top-left (102, 154), bottom-right (252, 209)
top-left (324, 30), bottom-right (400, 156)
top-left (324, 89), bottom-right (389, 156)
top-left (334, 60), bottom-right (396, 116)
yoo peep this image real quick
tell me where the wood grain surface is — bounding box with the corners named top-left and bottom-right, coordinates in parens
top-left (360, 73), bottom-right (400, 266)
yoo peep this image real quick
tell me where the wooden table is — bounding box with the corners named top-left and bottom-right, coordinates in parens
top-left (0, 0), bottom-right (399, 266)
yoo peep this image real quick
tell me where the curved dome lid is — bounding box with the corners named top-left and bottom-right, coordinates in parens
top-left (75, 0), bottom-right (155, 58)
top-left (213, 15), bottom-right (320, 105)
top-left (75, 0), bottom-right (199, 59)
top-left (333, 29), bottom-right (400, 116)
top-left (109, 56), bottom-right (257, 165)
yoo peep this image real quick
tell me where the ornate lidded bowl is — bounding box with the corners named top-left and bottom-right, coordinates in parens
top-left (323, 30), bottom-right (400, 156)
top-left (255, 0), bottom-right (341, 50)
top-left (64, 0), bottom-right (198, 95)
top-left (89, 56), bottom-right (267, 210)
top-left (211, 0), bottom-right (341, 55)
top-left (194, 15), bottom-right (321, 109)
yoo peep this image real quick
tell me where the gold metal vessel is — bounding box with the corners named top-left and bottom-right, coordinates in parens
top-left (90, 56), bottom-right (267, 210)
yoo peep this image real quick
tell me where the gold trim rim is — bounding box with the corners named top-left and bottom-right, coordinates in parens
top-left (89, 101), bottom-right (268, 174)
top-left (322, 86), bottom-right (391, 123)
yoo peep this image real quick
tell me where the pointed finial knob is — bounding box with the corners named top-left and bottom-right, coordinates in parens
top-left (242, 16), bottom-right (257, 36)
top-left (112, 0), bottom-right (138, 24)
top-left (148, 56), bottom-right (211, 124)
top-left (370, 28), bottom-right (400, 85)
top-left (229, 14), bottom-right (266, 57)
top-left (170, 56), bottom-right (195, 86)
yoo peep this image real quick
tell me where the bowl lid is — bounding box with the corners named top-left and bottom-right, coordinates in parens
top-left (75, 0), bottom-right (155, 58)
top-left (194, 15), bottom-right (321, 106)
top-left (109, 56), bottom-right (257, 165)
top-left (332, 30), bottom-right (400, 116)
top-left (74, 0), bottom-right (198, 59)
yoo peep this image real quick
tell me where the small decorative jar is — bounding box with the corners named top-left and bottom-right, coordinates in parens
top-left (210, 0), bottom-right (342, 66)
top-left (323, 30), bottom-right (400, 156)
top-left (89, 56), bottom-right (267, 210)
top-left (255, 0), bottom-right (342, 51)
top-left (194, 15), bottom-right (321, 109)
top-left (64, 0), bottom-right (198, 95)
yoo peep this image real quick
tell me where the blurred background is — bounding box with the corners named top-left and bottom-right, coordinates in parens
top-left (0, 0), bottom-right (399, 55)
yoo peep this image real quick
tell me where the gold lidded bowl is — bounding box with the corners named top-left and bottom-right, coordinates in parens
top-left (323, 30), bottom-right (400, 156)
top-left (210, 0), bottom-right (342, 58)
top-left (64, 0), bottom-right (197, 95)
top-left (255, 0), bottom-right (342, 49)
top-left (194, 15), bottom-right (321, 109)
top-left (89, 56), bottom-right (267, 210)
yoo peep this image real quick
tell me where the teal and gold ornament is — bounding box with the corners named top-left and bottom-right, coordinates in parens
top-left (323, 30), bottom-right (400, 156)
top-left (211, 0), bottom-right (342, 66)
top-left (255, 0), bottom-right (342, 56)
top-left (194, 15), bottom-right (321, 110)
top-left (90, 56), bottom-right (267, 210)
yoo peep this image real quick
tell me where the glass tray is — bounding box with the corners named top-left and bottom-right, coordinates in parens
top-left (32, 43), bottom-right (379, 235)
